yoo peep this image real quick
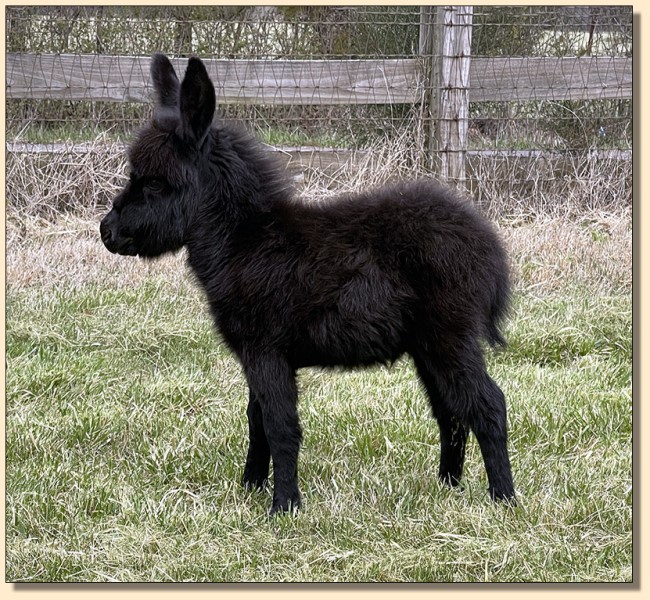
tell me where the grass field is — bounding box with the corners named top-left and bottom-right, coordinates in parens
top-left (5, 209), bottom-right (632, 582)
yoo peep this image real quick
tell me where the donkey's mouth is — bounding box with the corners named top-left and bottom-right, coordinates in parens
top-left (118, 244), bottom-right (138, 256)
top-left (114, 239), bottom-right (138, 256)
top-left (101, 233), bottom-right (138, 256)
top-left (99, 221), bottom-right (137, 256)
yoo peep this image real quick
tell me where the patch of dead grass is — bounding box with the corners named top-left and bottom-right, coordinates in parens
top-left (501, 212), bottom-right (631, 295)
top-left (6, 209), bottom-right (631, 297)
top-left (6, 214), bottom-right (191, 292)
top-left (5, 134), bottom-right (631, 296)
top-left (6, 136), bottom-right (127, 219)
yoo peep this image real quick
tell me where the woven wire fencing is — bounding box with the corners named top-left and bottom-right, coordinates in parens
top-left (6, 5), bottom-right (632, 217)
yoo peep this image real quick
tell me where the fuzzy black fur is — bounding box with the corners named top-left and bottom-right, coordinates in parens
top-left (100, 54), bottom-right (515, 514)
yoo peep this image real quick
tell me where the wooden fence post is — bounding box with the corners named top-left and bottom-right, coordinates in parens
top-left (420, 6), bottom-right (473, 189)
top-left (418, 6), bottom-right (436, 171)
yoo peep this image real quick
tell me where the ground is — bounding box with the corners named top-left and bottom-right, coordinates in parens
top-left (5, 199), bottom-right (632, 582)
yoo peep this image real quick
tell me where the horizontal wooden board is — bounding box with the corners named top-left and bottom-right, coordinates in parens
top-left (7, 140), bottom-right (630, 165)
top-left (470, 56), bottom-right (633, 102)
top-left (6, 53), bottom-right (632, 105)
top-left (5, 53), bottom-right (421, 105)
top-left (4, 141), bottom-right (362, 174)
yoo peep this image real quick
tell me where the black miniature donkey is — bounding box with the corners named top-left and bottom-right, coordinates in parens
top-left (100, 53), bottom-right (515, 515)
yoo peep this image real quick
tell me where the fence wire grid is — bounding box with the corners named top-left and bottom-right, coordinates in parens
top-left (6, 5), bottom-right (632, 215)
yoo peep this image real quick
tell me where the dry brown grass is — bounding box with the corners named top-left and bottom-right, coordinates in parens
top-left (501, 213), bottom-right (631, 295)
top-left (471, 150), bottom-right (632, 220)
top-left (5, 137), bottom-right (631, 296)
top-left (6, 214), bottom-right (191, 292)
top-left (6, 208), bottom-right (631, 298)
top-left (6, 136), bottom-right (127, 219)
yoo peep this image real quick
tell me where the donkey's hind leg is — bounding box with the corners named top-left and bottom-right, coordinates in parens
top-left (412, 341), bottom-right (515, 503)
top-left (413, 354), bottom-right (468, 488)
top-left (468, 372), bottom-right (515, 503)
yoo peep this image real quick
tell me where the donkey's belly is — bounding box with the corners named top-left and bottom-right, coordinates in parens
top-left (290, 306), bottom-right (408, 369)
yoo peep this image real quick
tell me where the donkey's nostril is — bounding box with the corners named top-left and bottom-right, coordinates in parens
top-left (100, 222), bottom-right (113, 245)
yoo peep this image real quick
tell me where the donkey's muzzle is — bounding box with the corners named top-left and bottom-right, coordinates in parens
top-left (100, 212), bottom-right (137, 256)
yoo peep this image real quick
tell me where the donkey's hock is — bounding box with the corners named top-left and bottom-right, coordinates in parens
top-left (100, 53), bottom-right (515, 515)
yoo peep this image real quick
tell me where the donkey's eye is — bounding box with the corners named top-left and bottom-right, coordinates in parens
top-left (147, 178), bottom-right (168, 194)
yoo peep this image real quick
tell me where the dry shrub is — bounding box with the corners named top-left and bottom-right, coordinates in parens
top-left (298, 116), bottom-right (432, 201)
top-left (7, 130), bottom-right (630, 221)
top-left (6, 136), bottom-right (128, 223)
top-left (470, 150), bottom-right (631, 219)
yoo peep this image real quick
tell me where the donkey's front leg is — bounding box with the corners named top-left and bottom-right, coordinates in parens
top-left (243, 352), bottom-right (302, 515)
top-left (241, 390), bottom-right (271, 491)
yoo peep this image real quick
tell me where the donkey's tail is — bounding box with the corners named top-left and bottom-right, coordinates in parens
top-left (486, 317), bottom-right (508, 349)
top-left (485, 266), bottom-right (511, 349)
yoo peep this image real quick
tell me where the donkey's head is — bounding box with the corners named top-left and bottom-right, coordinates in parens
top-left (100, 53), bottom-right (216, 258)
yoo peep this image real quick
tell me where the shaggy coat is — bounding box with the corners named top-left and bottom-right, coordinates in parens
top-left (100, 53), bottom-right (515, 514)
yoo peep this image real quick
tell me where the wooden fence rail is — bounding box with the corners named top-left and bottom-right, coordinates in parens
top-left (6, 52), bottom-right (632, 105)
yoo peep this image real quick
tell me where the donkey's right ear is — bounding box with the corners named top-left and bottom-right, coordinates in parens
top-left (150, 53), bottom-right (180, 127)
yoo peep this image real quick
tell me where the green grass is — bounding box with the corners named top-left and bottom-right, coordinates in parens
top-left (6, 274), bottom-right (631, 582)
top-left (258, 126), bottom-right (352, 149)
top-left (8, 122), bottom-right (131, 145)
top-left (8, 122), bottom-right (350, 149)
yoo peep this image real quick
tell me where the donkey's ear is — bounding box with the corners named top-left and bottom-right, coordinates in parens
top-left (150, 53), bottom-right (180, 128)
top-left (179, 56), bottom-right (216, 145)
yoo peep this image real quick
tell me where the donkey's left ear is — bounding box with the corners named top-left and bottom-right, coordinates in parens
top-left (179, 57), bottom-right (216, 146)
top-left (150, 53), bottom-right (180, 130)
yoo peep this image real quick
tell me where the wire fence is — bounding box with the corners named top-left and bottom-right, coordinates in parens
top-left (5, 5), bottom-right (633, 216)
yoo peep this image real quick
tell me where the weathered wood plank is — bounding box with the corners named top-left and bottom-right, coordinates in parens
top-left (4, 141), bottom-right (363, 175)
top-left (470, 56), bottom-right (632, 102)
top-left (6, 53), bottom-right (632, 105)
top-left (5, 53), bottom-right (421, 105)
top-left (6, 141), bottom-right (630, 164)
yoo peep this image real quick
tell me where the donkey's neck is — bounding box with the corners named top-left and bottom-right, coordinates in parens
top-left (199, 125), bottom-right (289, 221)
top-left (184, 124), bottom-right (291, 294)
